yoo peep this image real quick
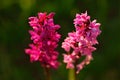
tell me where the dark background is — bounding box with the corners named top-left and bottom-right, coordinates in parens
top-left (0, 0), bottom-right (120, 80)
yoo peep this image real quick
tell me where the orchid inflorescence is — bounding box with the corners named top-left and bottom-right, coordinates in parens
top-left (62, 11), bottom-right (101, 73)
top-left (25, 12), bottom-right (61, 69)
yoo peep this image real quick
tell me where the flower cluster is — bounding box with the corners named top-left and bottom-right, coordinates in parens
top-left (25, 12), bottom-right (61, 69)
top-left (62, 11), bottom-right (101, 73)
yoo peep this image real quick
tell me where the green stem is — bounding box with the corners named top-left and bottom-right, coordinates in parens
top-left (68, 68), bottom-right (76, 80)
top-left (44, 67), bottom-right (51, 80)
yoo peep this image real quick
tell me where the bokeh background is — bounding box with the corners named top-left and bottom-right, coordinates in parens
top-left (0, 0), bottom-right (120, 80)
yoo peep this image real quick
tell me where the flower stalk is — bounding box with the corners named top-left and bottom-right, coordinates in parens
top-left (68, 68), bottom-right (76, 80)
top-left (44, 67), bottom-right (51, 80)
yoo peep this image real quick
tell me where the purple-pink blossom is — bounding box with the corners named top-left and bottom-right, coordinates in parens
top-left (62, 11), bottom-right (101, 73)
top-left (25, 12), bottom-right (61, 69)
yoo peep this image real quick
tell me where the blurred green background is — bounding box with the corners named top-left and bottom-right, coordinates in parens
top-left (0, 0), bottom-right (120, 80)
